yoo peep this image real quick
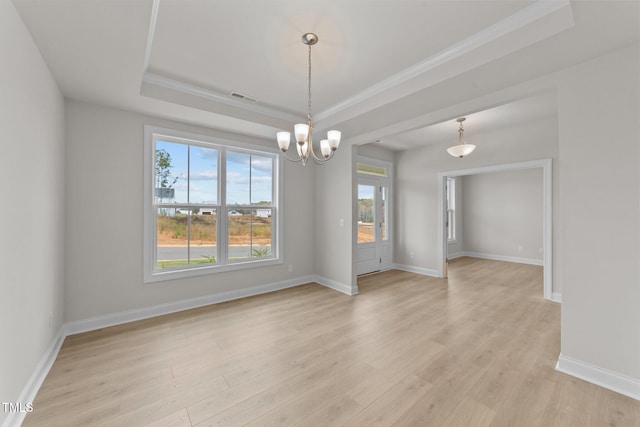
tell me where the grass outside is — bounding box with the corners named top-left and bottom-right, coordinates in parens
top-left (157, 213), bottom-right (271, 246)
top-left (157, 258), bottom-right (215, 269)
top-left (157, 213), bottom-right (272, 269)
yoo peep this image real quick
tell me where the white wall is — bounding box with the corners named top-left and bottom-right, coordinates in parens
top-left (395, 115), bottom-right (559, 283)
top-left (356, 144), bottom-right (396, 164)
top-left (0, 2), bottom-right (65, 425)
top-left (557, 44), bottom-right (640, 383)
top-left (64, 100), bottom-right (315, 322)
top-left (461, 169), bottom-right (543, 263)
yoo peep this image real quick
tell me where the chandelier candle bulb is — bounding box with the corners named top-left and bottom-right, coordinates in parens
top-left (297, 141), bottom-right (308, 157)
top-left (277, 132), bottom-right (291, 151)
top-left (327, 130), bottom-right (341, 150)
top-left (294, 124), bottom-right (309, 143)
top-left (320, 139), bottom-right (331, 158)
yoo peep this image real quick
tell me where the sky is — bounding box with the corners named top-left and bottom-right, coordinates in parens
top-left (156, 140), bottom-right (273, 206)
top-left (358, 184), bottom-right (374, 200)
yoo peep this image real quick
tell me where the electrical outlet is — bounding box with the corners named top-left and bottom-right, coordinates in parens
top-left (48, 311), bottom-right (53, 329)
top-left (288, 264), bottom-right (293, 273)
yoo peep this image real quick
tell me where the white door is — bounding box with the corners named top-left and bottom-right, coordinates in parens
top-left (357, 179), bottom-right (392, 275)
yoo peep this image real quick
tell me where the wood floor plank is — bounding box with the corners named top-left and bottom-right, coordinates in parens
top-left (142, 408), bottom-right (191, 427)
top-left (343, 374), bottom-right (433, 426)
top-left (22, 257), bottom-right (640, 427)
top-left (440, 396), bottom-right (497, 427)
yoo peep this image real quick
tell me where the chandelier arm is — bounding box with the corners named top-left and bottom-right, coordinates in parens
top-left (311, 151), bottom-right (334, 165)
top-left (309, 144), bottom-right (333, 163)
top-left (281, 150), bottom-right (305, 163)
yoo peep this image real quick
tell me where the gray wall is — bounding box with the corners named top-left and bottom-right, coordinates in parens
top-left (460, 169), bottom-right (543, 263)
top-left (0, 2), bottom-right (66, 424)
top-left (314, 143), bottom-right (357, 293)
top-left (64, 100), bottom-right (316, 322)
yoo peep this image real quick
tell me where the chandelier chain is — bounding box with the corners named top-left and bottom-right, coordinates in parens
top-left (307, 43), bottom-right (312, 122)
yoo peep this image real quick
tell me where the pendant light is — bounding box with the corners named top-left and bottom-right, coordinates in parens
top-left (447, 117), bottom-right (476, 158)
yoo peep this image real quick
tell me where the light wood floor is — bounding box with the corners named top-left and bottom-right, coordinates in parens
top-left (24, 257), bottom-right (640, 426)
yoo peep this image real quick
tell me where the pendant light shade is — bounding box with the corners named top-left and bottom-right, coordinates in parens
top-left (447, 117), bottom-right (476, 158)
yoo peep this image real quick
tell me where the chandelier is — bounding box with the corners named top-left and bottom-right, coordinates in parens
top-left (447, 117), bottom-right (476, 158)
top-left (276, 33), bottom-right (341, 166)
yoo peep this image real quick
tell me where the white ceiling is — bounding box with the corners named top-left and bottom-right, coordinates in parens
top-left (12, 0), bottom-right (640, 151)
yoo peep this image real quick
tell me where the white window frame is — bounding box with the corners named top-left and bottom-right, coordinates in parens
top-left (143, 125), bottom-right (283, 283)
top-left (446, 176), bottom-right (456, 243)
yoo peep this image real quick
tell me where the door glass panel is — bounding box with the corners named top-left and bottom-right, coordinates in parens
top-left (381, 186), bottom-right (387, 241)
top-left (358, 184), bottom-right (375, 243)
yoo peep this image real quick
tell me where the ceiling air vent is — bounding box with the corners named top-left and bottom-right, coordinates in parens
top-left (229, 91), bottom-right (257, 103)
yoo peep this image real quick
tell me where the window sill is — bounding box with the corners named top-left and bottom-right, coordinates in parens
top-left (144, 257), bottom-right (282, 283)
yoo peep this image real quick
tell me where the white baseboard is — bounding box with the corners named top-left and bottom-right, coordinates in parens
top-left (551, 292), bottom-right (562, 303)
top-left (2, 326), bottom-right (66, 427)
top-left (393, 263), bottom-right (440, 278)
top-left (447, 252), bottom-right (465, 260)
top-left (556, 354), bottom-right (640, 401)
top-left (65, 275), bottom-right (316, 335)
top-left (458, 251), bottom-right (543, 266)
top-left (313, 275), bottom-right (358, 295)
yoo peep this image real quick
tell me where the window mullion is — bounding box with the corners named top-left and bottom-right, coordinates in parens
top-left (219, 149), bottom-right (227, 263)
top-left (187, 146), bottom-right (191, 263)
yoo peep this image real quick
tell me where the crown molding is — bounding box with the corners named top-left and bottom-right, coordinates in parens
top-left (314, 0), bottom-right (573, 128)
top-left (142, 72), bottom-right (300, 123)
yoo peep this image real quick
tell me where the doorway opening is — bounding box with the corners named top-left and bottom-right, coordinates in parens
top-left (437, 159), bottom-right (555, 301)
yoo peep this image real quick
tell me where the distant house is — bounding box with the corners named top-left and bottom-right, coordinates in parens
top-left (256, 209), bottom-right (271, 218)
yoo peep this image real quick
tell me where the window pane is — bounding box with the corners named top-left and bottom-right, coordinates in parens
top-left (251, 155), bottom-right (273, 204)
top-left (226, 151), bottom-right (250, 205)
top-left (189, 209), bottom-right (217, 265)
top-left (156, 208), bottom-right (188, 269)
top-left (189, 146), bottom-right (218, 204)
top-left (358, 184), bottom-right (375, 243)
top-left (155, 141), bottom-right (188, 204)
top-left (447, 177), bottom-right (455, 210)
top-left (357, 163), bottom-right (387, 177)
top-left (447, 177), bottom-right (455, 241)
top-left (251, 209), bottom-right (272, 257)
top-left (228, 209), bottom-right (251, 260)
